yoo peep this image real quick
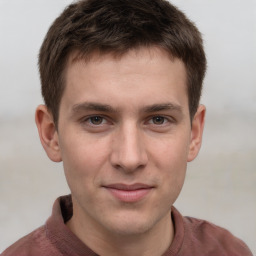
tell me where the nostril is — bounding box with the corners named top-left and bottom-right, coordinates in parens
top-left (113, 163), bottom-right (146, 173)
top-left (110, 151), bottom-right (148, 173)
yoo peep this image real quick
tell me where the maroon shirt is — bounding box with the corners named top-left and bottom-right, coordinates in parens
top-left (2, 195), bottom-right (252, 256)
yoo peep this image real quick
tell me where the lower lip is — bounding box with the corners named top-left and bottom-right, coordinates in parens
top-left (106, 188), bottom-right (152, 203)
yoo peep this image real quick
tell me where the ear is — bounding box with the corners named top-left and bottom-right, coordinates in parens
top-left (187, 104), bottom-right (206, 162)
top-left (35, 105), bottom-right (62, 162)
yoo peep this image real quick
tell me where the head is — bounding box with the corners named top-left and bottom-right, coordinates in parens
top-left (36, 0), bottom-right (206, 252)
top-left (39, 0), bottom-right (206, 126)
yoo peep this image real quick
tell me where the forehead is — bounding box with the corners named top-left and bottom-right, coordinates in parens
top-left (66, 46), bottom-right (186, 79)
top-left (61, 47), bottom-right (188, 113)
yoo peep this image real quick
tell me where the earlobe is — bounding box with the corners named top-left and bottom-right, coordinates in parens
top-left (187, 104), bottom-right (206, 162)
top-left (35, 105), bottom-right (62, 162)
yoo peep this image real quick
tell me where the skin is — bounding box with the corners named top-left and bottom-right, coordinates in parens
top-left (36, 47), bottom-right (205, 256)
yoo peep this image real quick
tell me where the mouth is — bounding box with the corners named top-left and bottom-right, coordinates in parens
top-left (102, 183), bottom-right (154, 203)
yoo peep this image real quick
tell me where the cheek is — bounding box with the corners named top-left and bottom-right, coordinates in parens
top-left (160, 157), bottom-right (187, 206)
top-left (151, 132), bottom-right (190, 169)
top-left (150, 135), bottom-right (189, 200)
top-left (162, 150), bottom-right (187, 191)
top-left (59, 133), bottom-right (110, 188)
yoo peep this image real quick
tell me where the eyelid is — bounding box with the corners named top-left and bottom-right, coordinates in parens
top-left (146, 115), bottom-right (175, 125)
top-left (149, 116), bottom-right (167, 125)
top-left (79, 114), bottom-right (176, 129)
top-left (80, 115), bottom-right (110, 126)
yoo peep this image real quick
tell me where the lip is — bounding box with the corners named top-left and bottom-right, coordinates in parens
top-left (103, 183), bottom-right (154, 203)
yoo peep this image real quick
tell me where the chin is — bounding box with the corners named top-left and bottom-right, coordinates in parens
top-left (103, 212), bottom-right (160, 236)
top-left (110, 223), bottom-right (152, 236)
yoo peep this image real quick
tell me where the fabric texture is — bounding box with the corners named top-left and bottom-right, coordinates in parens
top-left (2, 195), bottom-right (252, 256)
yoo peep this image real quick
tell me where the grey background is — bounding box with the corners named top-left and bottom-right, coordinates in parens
top-left (0, 0), bottom-right (255, 254)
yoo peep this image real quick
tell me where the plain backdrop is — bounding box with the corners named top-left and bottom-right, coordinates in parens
top-left (0, 0), bottom-right (255, 254)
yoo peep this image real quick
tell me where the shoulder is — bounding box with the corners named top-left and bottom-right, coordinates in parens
top-left (1, 225), bottom-right (59, 256)
top-left (182, 216), bottom-right (253, 256)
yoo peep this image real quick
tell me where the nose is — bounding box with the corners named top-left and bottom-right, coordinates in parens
top-left (110, 123), bottom-right (148, 172)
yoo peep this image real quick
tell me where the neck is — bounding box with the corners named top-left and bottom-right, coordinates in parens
top-left (67, 203), bottom-right (174, 256)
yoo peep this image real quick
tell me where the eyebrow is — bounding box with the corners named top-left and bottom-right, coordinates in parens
top-left (142, 103), bottom-right (182, 113)
top-left (72, 102), bottom-right (116, 113)
top-left (71, 102), bottom-right (183, 115)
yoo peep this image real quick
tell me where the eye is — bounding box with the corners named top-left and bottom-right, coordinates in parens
top-left (151, 116), bottom-right (166, 125)
top-left (79, 115), bottom-right (113, 133)
top-left (88, 116), bottom-right (106, 125)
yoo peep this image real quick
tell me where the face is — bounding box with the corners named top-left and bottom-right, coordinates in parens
top-left (37, 47), bottom-right (204, 238)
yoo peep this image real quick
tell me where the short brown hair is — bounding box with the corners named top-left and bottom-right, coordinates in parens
top-left (39, 0), bottom-right (206, 124)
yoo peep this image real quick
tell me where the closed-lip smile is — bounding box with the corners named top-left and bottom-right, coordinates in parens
top-left (103, 183), bottom-right (154, 202)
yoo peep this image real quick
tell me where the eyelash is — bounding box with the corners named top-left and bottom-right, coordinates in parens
top-left (81, 115), bottom-right (109, 126)
top-left (147, 116), bottom-right (170, 125)
top-left (80, 115), bottom-right (175, 128)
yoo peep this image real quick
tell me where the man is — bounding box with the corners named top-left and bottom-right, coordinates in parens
top-left (2, 0), bottom-right (252, 255)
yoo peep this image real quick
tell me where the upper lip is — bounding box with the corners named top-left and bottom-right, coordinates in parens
top-left (103, 183), bottom-right (154, 191)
